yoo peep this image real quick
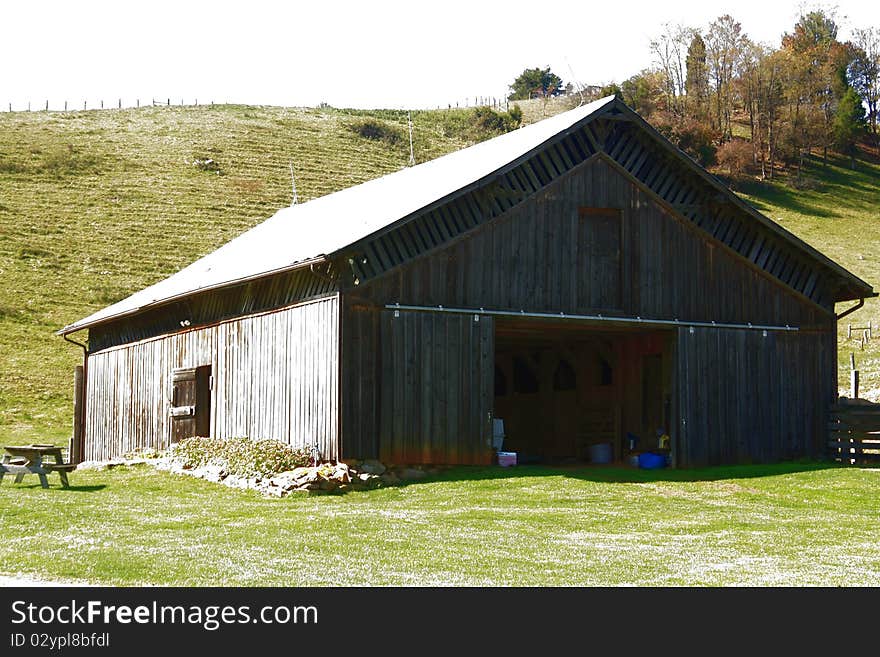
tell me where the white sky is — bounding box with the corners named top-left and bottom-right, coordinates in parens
top-left (2, 0), bottom-right (878, 111)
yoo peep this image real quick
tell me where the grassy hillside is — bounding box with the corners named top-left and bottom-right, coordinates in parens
top-left (1, 103), bottom-right (877, 444)
top-left (0, 105), bottom-right (473, 442)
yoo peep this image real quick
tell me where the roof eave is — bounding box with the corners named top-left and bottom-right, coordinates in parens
top-left (56, 255), bottom-right (329, 337)
top-left (611, 100), bottom-right (875, 298)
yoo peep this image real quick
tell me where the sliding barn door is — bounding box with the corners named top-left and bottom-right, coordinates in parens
top-left (379, 310), bottom-right (494, 464)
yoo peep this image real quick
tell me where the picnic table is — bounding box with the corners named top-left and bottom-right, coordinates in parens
top-left (0, 444), bottom-right (75, 488)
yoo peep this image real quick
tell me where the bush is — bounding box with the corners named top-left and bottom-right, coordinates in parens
top-left (468, 105), bottom-right (523, 142)
top-left (650, 112), bottom-right (717, 166)
top-left (716, 139), bottom-right (754, 178)
top-left (172, 437), bottom-right (311, 477)
top-left (349, 119), bottom-right (403, 146)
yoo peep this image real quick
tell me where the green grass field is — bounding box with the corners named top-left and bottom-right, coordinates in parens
top-left (1, 462), bottom-right (877, 586)
top-left (1, 102), bottom-right (877, 444)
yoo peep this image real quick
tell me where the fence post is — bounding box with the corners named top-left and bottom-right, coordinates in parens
top-left (45, 100), bottom-right (49, 111)
top-left (64, 100), bottom-right (67, 111)
top-left (850, 353), bottom-right (859, 399)
top-left (137, 99), bottom-right (139, 108)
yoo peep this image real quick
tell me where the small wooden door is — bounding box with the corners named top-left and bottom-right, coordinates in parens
top-left (170, 365), bottom-right (212, 442)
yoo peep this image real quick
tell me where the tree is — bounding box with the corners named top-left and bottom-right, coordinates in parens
top-left (782, 9), bottom-right (844, 166)
top-left (706, 14), bottom-right (746, 140)
top-left (508, 67), bottom-right (565, 100)
top-left (650, 23), bottom-right (695, 116)
top-left (751, 46), bottom-right (787, 179)
top-left (685, 32), bottom-right (710, 120)
top-left (850, 28), bottom-right (880, 135)
top-left (833, 86), bottom-right (867, 167)
top-left (619, 69), bottom-right (666, 116)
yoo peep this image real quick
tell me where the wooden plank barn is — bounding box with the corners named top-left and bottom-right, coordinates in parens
top-left (59, 95), bottom-right (875, 467)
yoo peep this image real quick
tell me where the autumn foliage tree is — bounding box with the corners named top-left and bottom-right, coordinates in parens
top-left (602, 8), bottom-right (870, 180)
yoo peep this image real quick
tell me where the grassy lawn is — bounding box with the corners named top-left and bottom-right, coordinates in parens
top-left (1, 462), bottom-right (878, 586)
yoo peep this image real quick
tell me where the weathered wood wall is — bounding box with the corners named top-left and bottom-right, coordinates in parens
top-left (376, 309), bottom-right (494, 464)
top-left (346, 157), bottom-right (827, 326)
top-left (341, 155), bottom-right (835, 463)
top-left (84, 296), bottom-right (339, 461)
top-left (675, 326), bottom-right (836, 466)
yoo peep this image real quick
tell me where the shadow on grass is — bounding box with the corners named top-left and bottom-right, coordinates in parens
top-left (737, 180), bottom-right (836, 218)
top-left (395, 460), bottom-right (848, 488)
top-left (0, 483), bottom-right (107, 492)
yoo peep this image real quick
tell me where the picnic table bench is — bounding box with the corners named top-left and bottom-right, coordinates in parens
top-left (0, 444), bottom-right (75, 488)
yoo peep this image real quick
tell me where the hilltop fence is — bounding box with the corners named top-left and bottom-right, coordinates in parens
top-left (3, 94), bottom-right (521, 114)
top-left (4, 98), bottom-right (222, 113)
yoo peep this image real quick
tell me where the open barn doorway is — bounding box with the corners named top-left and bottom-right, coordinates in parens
top-left (492, 319), bottom-right (674, 464)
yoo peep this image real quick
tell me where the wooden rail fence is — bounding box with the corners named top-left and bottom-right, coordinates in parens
top-left (828, 403), bottom-right (880, 464)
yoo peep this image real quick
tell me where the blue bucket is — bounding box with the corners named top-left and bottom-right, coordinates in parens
top-left (638, 452), bottom-right (667, 469)
top-left (589, 442), bottom-right (613, 464)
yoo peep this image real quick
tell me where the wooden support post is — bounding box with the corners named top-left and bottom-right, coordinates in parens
top-left (72, 365), bottom-right (84, 463)
top-left (847, 323), bottom-right (852, 339)
top-left (851, 369), bottom-right (860, 400)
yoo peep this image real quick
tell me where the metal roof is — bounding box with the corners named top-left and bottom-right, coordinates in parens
top-left (59, 96), bottom-right (617, 335)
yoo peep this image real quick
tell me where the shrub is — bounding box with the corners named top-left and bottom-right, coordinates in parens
top-left (467, 105), bottom-right (523, 142)
top-left (716, 139), bottom-right (754, 178)
top-left (650, 112), bottom-right (717, 166)
top-left (172, 437), bottom-right (311, 477)
top-left (349, 119), bottom-right (403, 146)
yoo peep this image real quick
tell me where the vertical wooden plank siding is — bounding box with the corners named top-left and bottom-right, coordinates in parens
top-left (343, 155), bottom-right (836, 465)
top-left (676, 326), bottom-right (832, 466)
top-left (377, 310), bottom-right (493, 465)
top-left (351, 157), bottom-right (827, 329)
top-left (83, 296), bottom-right (339, 461)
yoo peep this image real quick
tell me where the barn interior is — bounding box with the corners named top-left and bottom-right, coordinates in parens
top-left (493, 319), bottom-right (674, 464)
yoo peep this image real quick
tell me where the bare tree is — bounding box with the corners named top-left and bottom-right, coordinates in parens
top-left (650, 23), bottom-right (695, 116)
top-left (851, 27), bottom-right (880, 135)
top-left (706, 14), bottom-right (746, 140)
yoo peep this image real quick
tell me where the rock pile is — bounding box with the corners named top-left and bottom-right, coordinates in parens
top-left (153, 456), bottom-right (440, 497)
